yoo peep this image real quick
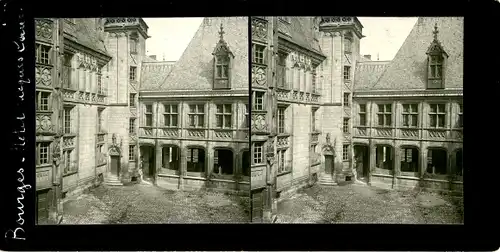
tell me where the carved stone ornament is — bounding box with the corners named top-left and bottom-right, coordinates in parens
top-left (53, 137), bottom-right (61, 166)
top-left (36, 19), bottom-right (53, 40)
top-left (251, 18), bottom-right (268, 41)
top-left (75, 52), bottom-right (98, 71)
top-left (36, 67), bottom-right (52, 86)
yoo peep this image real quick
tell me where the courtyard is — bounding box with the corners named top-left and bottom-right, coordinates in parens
top-left (61, 182), bottom-right (250, 224)
top-left (276, 183), bottom-right (464, 224)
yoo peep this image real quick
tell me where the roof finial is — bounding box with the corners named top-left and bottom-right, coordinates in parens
top-left (433, 23), bottom-right (439, 41)
top-left (218, 22), bottom-right (225, 41)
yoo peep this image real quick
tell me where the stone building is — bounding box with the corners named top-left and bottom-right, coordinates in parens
top-left (34, 17), bottom-right (171, 224)
top-left (352, 17), bottom-right (463, 193)
top-left (137, 17), bottom-right (250, 195)
top-left (250, 16), bottom-right (463, 222)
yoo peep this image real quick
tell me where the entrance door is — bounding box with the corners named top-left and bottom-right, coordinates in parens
top-left (324, 155), bottom-right (333, 175)
top-left (110, 156), bottom-right (120, 176)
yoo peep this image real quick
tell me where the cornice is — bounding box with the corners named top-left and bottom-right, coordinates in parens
top-left (139, 89), bottom-right (249, 98)
top-left (353, 89), bottom-right (463, 98)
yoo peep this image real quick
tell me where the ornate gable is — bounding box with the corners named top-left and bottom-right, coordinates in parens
top-left (426, 23), bottom-right (448, 89)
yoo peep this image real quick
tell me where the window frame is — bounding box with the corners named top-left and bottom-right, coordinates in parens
top-left (342, 144), bottom-right (349, 161)
top-left (402, 104), bottom-right (419, 128)
top-left (129, 93), bottom-right (136, 107)
top-left (343, 118), bottom-right (350, 133)
top-left (252, 142), bottom-right (264, 165)
top-left (277, 107), bottom-right (285, 134)
top-left (36, 43), bottom-right (51, 65)
top-left (163, 104), bottom-right (179, 128)
top-left (145, 104), bottom-right (153, 127)
top-left (129, 118), bottom-right (136, 134)
top-left (343, 92), bottom-right (350, 107)
top-left (252, 43), bottom-right (266, 65)
top-left (130, 38), bottom-right (138, 54)
top-left (457, 103), bottom-right (463, 128)
top-left (63, 107), bottom-right (72, 134)
top-left (343, 66), bottom-right (351, 80)
top-left (129, 145), bottom-right (136, 161)
top-left (36, 142), bottom-right (51, 166)
top-left (215, 54), bottom-right (230, 79)
top-left (377, 104), bottom-right (392, 127)
top-left (253, 91), bottom-right (265, 111)
top-left (429, 103), bottom-right (446, 128)
top-left (215, 104), bottom-right (233, 129)
top-left (359, 104), bottom-right (367, 126)
top-left (36, 91), bottom-right (51, 111)
top-left (188, 104), bottom-right (205, 128)
top-left (129, 66), bottom-right (137, 81)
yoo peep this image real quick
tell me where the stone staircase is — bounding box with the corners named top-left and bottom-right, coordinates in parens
top-left (103, 174), bottom-right (123, 186)
top-left (318, 173), bottom-right (337, 186)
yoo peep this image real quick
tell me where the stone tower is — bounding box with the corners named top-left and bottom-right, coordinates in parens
top-left (103, 17), bottom-right (149, 181)
top-left (318, 16), bottom-right (363, 181)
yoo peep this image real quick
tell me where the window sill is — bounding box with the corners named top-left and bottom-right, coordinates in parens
top-left (35, 62), bottom-right (53, 67)
top-left (36, 110), bottom-right (53, 114)
top-left (36, 164), bottom-right (52, 169)
top-left (63, 171), bottom-right (78, 177)
top-left (277, 133), bottom-right (291, 137)
top-left (64, 133), bottom-right (77, 137)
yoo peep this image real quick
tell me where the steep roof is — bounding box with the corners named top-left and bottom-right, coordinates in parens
top-left (155, 17), bottom-right (248, 91)
top-left (282, 17), bottom-right (323, 56)
top-left (71, 18), bottom-right (108, 56)
top-left (372, 17), bottom-right (463, 90)
top-left (353, 61), bottom-right (391, 91)
top-left (139, 61), bottom-right (176, 91)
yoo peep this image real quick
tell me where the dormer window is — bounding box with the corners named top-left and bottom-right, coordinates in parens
top-left (426, 23), bottom-right (448, 89)
top-left (212, 23), bottom-right (234, 90)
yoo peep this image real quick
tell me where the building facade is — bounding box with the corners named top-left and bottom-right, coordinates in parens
top-left (250, 16), bottom-right (463, 222)
top-left (352, 17), bottom-right (463, 193)
top-left (138, 17), bottom-right (250, 195)
top-left (34, 17), bottom-right (167, 224)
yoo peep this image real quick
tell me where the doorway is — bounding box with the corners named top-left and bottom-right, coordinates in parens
top-left (110, 155), bottom-right (120, 176)
top-left (36, 189), bottom-right (51, 225)
top-left (324, 154), bottom-right (334, 175)
top-left (140, 146), bottom-right (156, 181)
top-left (354, 145), bottom-right (369, 180)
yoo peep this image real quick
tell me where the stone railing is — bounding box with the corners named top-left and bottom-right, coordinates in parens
top-left (354, 126), bottom-right (368, 137)
top-left (158, 127), bottom-right (180, 138)
top-left (213, 129), bottom-right (233, 139)
top-left (276, 89), bottom-right (320, 104)
top-left (186, 128), bottom-right (206, 138)
top-left (427, 128), bottom-right (448, 140)
top-left (62, 88), bottom-right (105, 104)
top-left (400, 128), bottom-right (419, 139)
top-left (374, 127), bottom-right (394, 138)
top-left (139, 127), bottom-right (154, 137)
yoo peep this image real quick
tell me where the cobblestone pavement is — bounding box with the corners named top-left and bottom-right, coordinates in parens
top-left (61, 182), bottom-right (250, 224)
top-left (276, 183), bottom-right (464, 224)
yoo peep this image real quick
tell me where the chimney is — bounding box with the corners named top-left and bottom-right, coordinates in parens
top-left (149, 55), bottom-right (156, 60)
top-left (364, 54), bottom-right (371, 60)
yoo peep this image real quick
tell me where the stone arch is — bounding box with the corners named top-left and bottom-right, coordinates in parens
top-left (160, 143), bottom-right (181, 175)
top-left (426, 147), bottom-right (448, 175)
top-left (185, 145), bottom-right (207, 176)
top-left (213, 146), bottom-right (235, 176)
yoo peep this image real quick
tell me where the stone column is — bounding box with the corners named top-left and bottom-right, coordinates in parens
top-left (393, 144), bottom-right (401, 189)
top-left (368, 139), bottom-right (376, 185)
top-left (178, 144), bottom-right (186, 189)
top-left (155, 141), bottom-right (161, 185)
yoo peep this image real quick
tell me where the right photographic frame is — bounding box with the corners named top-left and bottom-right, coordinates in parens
top-left (250, 16), bottom-right (463, 224)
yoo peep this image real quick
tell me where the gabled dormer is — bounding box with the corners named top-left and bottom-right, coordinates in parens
top-left (212, 23), bottom-right (234, 89)
top-left (426, 23), bottom-right (448, 89)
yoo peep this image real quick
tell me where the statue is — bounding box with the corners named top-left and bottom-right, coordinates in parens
top-left (326, 133), bottom-right (331, 145)
top-left (112, 133), bottom-right (117, 146)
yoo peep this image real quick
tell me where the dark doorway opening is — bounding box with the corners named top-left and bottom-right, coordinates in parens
top-left (161, 145), bottom-right (180, 175)
top-left (140, 145), bottom-right (156, 181)
top-left (242, 150), bottom-right (250, 177)
top-left (324, 154), bottom-right (334, 175)
top-left (401, 147), bottom-right (419, 174)
top-left (427, 148), bottom-right (447, 175)
top-left (187, 147), bottom-right (206, 176)
top-left (354, 145), bottom-right (369, 179)
top-left (375, 145), bottom-right (393, 170)
top-left (214, 149), bottom-right (234, 175)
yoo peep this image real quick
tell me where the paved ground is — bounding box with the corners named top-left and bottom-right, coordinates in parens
top-left (61, 182), bottom-right (250, 224)
top-left (276, 183), bottom-right (464, 224)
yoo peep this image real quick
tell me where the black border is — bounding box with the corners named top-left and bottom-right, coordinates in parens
top-left (2, 0), bottom-right (500, 250)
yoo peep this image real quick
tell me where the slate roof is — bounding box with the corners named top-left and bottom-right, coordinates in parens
top-left (70, 18), bottom-right (108, 56)
top-left (140, 61), bottom-right (176, 91)
top-left (370, 17), bottom-right (463, 91)
top-left (283, 17), bottom-right (323, 56)
top-left (154, 17), bottom-right (248, 91)
top-left (353, 61), bottom-right (391, 91)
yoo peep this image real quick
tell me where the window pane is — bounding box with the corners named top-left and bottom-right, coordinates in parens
top-left (224, 104), bottom-right (231, 113)
top-left (216, 105), bottom-right (223, 114)
top-left (165, 115), bottom-right (170, 126)
top-left (430, 105), bottom-right (436, 113)
top-left (411, 104), bottom-right (418, 113)
top-left (198, 115), bottom-right (204, 127)
top-left (189, 115), bottom-right (195, 126)
top-left (360, 104), bottom-right (366, 113)
top-left (223, 66), bottom-right (229, 78)
top-left (197, 105), bottom-right (204, 113)
top-left (378, 114), bottom-right (384, 126)
top-left (385, 115), bottom-right (391, 126)
top-left (437, 66), bottom-right (442, 78)
top-left (146, 115), bottom-right (152, 126)
top-left (430, 115), bottom-right (436, 127)
top-left (224, 115), bottom-right (231, 128)
top-left (216, 115), bottom-right (223, 127)
top-left (403, 104), bottom-right (409, 113)
top-left (403, 114), bottom-right (409, 126)
top-left (190, 105), bottom-right (196, 113)
top-left (172, 115), bottom-right (177, 126)
top-left (438, 115), bottom-right (445, 127)
top-left (216, 66), bottom-right (222, 78)
top-left (438, 104), bottom-right (445, 113)
top-left (385, 104), bottom-right (391, 113)
top-left (360, 115), bottom-right (366, 126)
top-left (411, 115), bottom-right (418, 127)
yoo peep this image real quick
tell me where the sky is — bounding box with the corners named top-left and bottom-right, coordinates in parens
top-left (143, 17), bottom-right (418, 62)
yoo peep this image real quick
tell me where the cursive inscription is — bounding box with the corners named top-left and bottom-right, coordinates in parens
top-left (5, 8), bottom-right (31, 241)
